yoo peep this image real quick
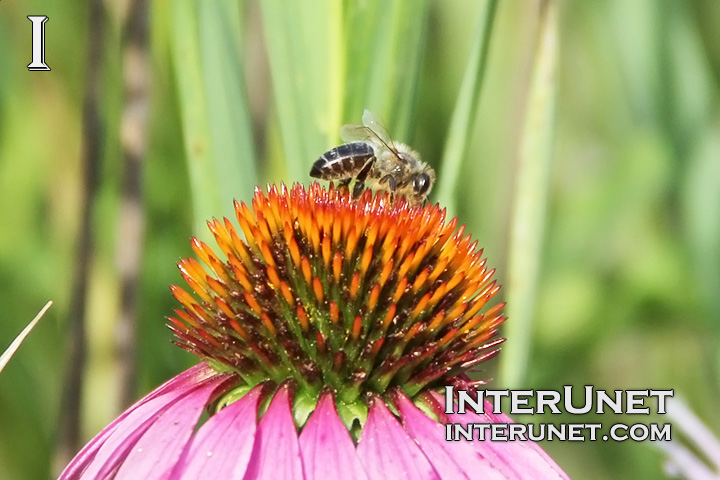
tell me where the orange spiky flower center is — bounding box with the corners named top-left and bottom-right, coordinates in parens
top-left (169, 183), bottom-right (505, 412)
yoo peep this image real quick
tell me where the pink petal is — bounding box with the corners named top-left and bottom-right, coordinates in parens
top-left (170, 385), bottom-right (263, 479)
top-left (243, 384), bottom-right (303, 480)
top-left (393, 390), bottom-right (505, 480)
top-left (299, 391), bottom-right (368, 480)
top-left (112, 374), bottom-right (229, 480)
top-left (427, 390), bottom-right (570, 480)
top-left (357, 395), bottom-right (439, 479)
top-left (60, 364), bottom-right (220, 480)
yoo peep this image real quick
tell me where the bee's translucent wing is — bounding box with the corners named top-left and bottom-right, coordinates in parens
top-left (361, 109), bottom-right (394, 146)
top-left (340, 123), bottom-right (375, 143)
top-left (339, 109), bottom-right (395, 153)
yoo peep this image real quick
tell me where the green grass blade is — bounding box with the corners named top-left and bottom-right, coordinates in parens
top-left (435, 0), bottom-right (498, 215)
top-left (260, 0), bottom-right (342, 183)
top-left (499, 0), bottom-right (559, 388)
top-left (198, 0), bottom-right (258, 205)
top-left (345, 0), bottom-right (431, 139)
top-left (0, 302), bottom-right (52, 374)
top-left (261, 0), bottom-right (430, 180)
top-left (171, 0), bottom-right (257, 236)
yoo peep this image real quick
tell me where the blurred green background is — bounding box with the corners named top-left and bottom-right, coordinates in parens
top-left (1, 0), bottom-right (719, 478)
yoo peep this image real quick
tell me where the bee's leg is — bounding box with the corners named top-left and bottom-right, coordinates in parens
top-left (379, 175), bottom-right (397, 202)
top-left (352, 181), bottom-right (366, 198)
top-left (380, 175), bottom-right (397, 192)
top-left (337, 178), bottom-right (351, 194)
top-left (352, 158), bottom-right (375, 199)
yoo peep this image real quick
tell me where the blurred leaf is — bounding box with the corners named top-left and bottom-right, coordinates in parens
top-left (170, 0), bottom-right (257, 236)
top-left (343, 0), bottom-right (431, 139)
top-left (500, 0), bottom-right (558, 388)
top-left (261, 0), bottom-right (430, 182)
top-left (682, 126), bottom-right (720, 320)
top-left (435, 0), bottom-right (498, 214)
top-left (688, 0), bottom-right (720, 93)
top-left (260, 0), bottom-right (341, 182)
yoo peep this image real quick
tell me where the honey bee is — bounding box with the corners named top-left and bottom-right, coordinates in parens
top-left (310, 110), bottom-right (435, 205)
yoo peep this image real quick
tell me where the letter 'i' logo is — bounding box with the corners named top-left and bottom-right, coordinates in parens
top-left (27, 15), bottom-right (51, 71)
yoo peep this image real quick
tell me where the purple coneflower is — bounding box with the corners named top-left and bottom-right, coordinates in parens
top-left (60, 183), bottom-right (569, 479)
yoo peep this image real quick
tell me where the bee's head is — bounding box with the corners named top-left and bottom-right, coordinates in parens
top-left (412, 173), bottom-right (432, 196)
top-left (408, 167), bottom-right (435, 205)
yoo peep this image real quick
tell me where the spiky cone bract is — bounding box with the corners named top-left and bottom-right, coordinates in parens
top-left (60, 183), bottom-right (570, 479)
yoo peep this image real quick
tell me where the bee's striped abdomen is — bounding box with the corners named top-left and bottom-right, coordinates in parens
top-left (310, 142), bottom-right (375, 180)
